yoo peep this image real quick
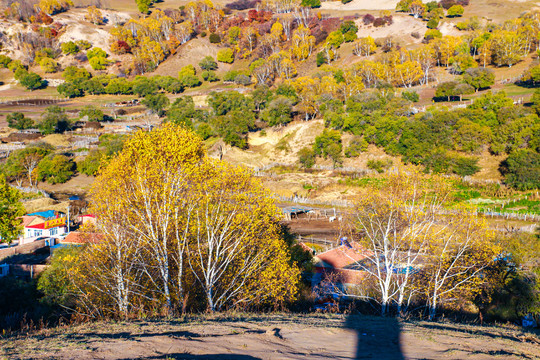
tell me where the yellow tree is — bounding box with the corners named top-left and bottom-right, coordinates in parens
top-left (79, 124), bottom-right (299, 317)
top-left (348, 170), bottom-right (453, 315)
top-left (291, 25), bottom-right (315, 61)
top-left (353, 36), bottom-right (377, 57)
top-left (421, 210), bottom-right (501, 320)
top-left (85, 6), bottom-right (103, 25)
top-left (290, 76), bottom-right (319, 120)
top-left (489, 29), bottom-right (524, 67)
top-left (187, 160), bottom-right (300, 311)
top-left (394, 60), bottom-right (423, 88)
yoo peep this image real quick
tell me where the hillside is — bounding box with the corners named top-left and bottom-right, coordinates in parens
top-left (1, 314), bottom-right (539, 359)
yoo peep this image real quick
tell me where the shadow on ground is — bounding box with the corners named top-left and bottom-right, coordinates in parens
top-left (346, 314), bottom-right (405, 360)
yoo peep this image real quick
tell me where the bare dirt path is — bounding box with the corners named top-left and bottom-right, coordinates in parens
top-left (1, 314), bottom-right (539, 359)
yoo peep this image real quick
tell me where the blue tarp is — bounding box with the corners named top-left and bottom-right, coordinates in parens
top-left (27, 210), bottom-right (59, 219)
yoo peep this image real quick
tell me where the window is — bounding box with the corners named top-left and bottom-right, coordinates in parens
top-left (49, 227), bottom-right (58, 236)
top-left (33, 230), bottom-right (42, 237)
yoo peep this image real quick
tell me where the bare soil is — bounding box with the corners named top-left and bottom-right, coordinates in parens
top-left (1, 314), bottom-right (538, 360)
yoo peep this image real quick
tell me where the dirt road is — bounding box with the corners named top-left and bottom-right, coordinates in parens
top-left (1, 314), bottom-right (538, 359)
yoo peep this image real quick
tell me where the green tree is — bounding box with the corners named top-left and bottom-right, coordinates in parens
top-left (217, 48), bottom-right (234, 63)
top-left (447, 4), bottom-right (464, 17)
top-left (301, 0), bottom-right (320, 7)
top-left (142, 93), bottom-right (170, 115)
top-left (166, 96), bottom-right (206, 129)
top-left (132, 77), bottom-right (158, 97)
top-left (39, 105), bottom-right (70, 134)
top-left (61, 41), bottom-right (79, 55)
top-left (36, 155), bottom-right (76, 184)
top-left (500, 149), bottom-right (540, 190)
top-left (57, 82), bottom-right (84, 98)
top-left (260, 96), bottom-right (293, 126)
top-left (313, 129), bottom-right (343, 168)
top-left (78, 150), bottom-right (105, 176)
top-left (199, 56), bottom-right (218, 71)
top-left (3, 145), bottom-right (53, 187)
top-left (0, 175), bottom-right (24, 244)
top-left (18, 71), bottom-right (44, 90)
top-left (298, 147), bottom-right (316, 169)
top-left (87, 47), bottom-right (108, 59)
top-left (7, 112), bottom-right (34, 130)
top-left (463, 67), bottom-right (495, 91)
top-left (79, 105), bottom-right (106, 122)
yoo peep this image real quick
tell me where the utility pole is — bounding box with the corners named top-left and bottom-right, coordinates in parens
top-left (67, 204), bottom-right (70, 233)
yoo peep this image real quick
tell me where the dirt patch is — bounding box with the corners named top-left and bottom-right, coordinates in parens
top-left (1, 314), bottom-right (538, 360)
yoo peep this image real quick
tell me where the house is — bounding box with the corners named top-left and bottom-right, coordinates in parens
top-left (78, 214), bottom-right (96, 226)
top-left (19, 210), bottom-right (67, 245)
top-left (61, 231), bottom-right (102, 244)
top-left (311, 239), bottom-right (372, 290)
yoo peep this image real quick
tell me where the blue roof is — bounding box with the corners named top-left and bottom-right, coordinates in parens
top-left (27, 210), bottom-right (62, 219)
top-left (69, 195), bottom-right (80, 201)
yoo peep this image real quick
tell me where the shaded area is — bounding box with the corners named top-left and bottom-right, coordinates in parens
top-left (346, 314), bottom-right (404, 360)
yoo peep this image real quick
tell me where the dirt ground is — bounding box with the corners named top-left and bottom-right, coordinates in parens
top-left (1, 314), bottom-right (538, 360)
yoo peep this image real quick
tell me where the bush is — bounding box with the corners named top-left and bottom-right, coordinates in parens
top-left (424, 29), bottom-right (442, 40)
top-left (39, 105), bottom-right (70, 134)
top-left (180, 74), bottom-right (202, 88)
top-left (57, 82), bottom-right (84, 98)
top-left (7, 112), bottom-right (34, 130)
top-left (202, 70), bottom-right (219, 82)
top-left (79, 105), bottom-right (106, 122)
top-left (87, 47), bottom-right (108, 59)
top-left (363, 14), bottom-right (375, 25)
top-left (367, 158), bottom-right (393, 173)
top-left (0, 55), bottom-right (12, 68)
top-left (234, 74), bottom-right (251, 85)
top-left (500, 149), bottom-right (540, 190)
top-left (345, 137), bottom-right (368, 157)
top-left (447, 4), bottom-right (464, 17)
top-left (427, 17), bottom-right (439, 29)
top-left (298, 147), bottom-right (316, 169)
top-left (463, 67), bottom-right (495, 91)
top-left (36, 155), bottom-right (76, 184)
top-left (217, 48), bottom-right (234, 63)
top-left (402, 90), bottom-right (419, 102)
top-left (61, 41), bottom-right (79, 55)
top-left (39, 57), bottom-right (59, 73)
top-left (18, 71), bottom-right (44, 90)
top-left (89, 56), bottom-right (109, 70)
top-left (341, 0), bottom-right (353, 4)
top-left (199, 56), bottom-right (218, 70)
top-left (209, 33), bottom-right (221, 43)
top-left (301, 0), bottom-right (321, 7)
top-left (316, 52), bottom-right (327, 67)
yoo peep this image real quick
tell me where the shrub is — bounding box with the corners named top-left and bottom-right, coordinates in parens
top-left (345, 137), bottom-right (368, 157)
top-left (199, 56), bottom-right (218, 70)
top-left (18, 71), bottom-right (44, 90)
top-left (301, 0), bottom-right (321, 8)
top-left (367, 158), bottom-right (393, 173)
top-left (0, 55), bottom-right (12, 68)
top-left (202, 70), bottom-right (219, 82)
top-left (316, 52), bottom-right (327, 67)
top-left (427, 17), bottom-right (439, 29)
top-left (447, 4), bottom-right (464, 17)
top-left (61, 41), bottom-right (79, 55)
top-left (89, 56), bottom-right (109, 70)
top-left (373, 17), bottom-right (386, 27)
top-left (402, 90), bottom-right (419, 102)
top-left (363, 14), bottom-right (375, 25)
top-left (209, 33), bottom-right (221, 43)
top-left (87, 47), bottom-right (108, 59)
top-left (36, 155), bottom-right (75, 184)
top-left (57, 82), bottom-right (84, 98)
top-left (39, 57), bottom-right (59, 73)
top-left (217, 48), bottom-right (234, 63)
top-left (234, 74), bottom-right (251, 85)
top-left (180, 74), bottom-right (202, 88)
top-left (424, 29), bottom-right (442, 41)
top-left (411, 31), bottom-right (421, 39)
top-left (341, 0), bottom-right (353, 4)
top-left (500, 149), bottom-right (540, 190)
top-left (7, 112), bottom-right (34, 130)
top-left (298, 147), bottom-right (316, 169)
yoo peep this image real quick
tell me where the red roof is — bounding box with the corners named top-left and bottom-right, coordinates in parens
top-left (315, 241), bottom-right (371, 269)
top-left (20, 216), bottom-right (38, 228)
top-left (62, 232), bottom-right (102, 244)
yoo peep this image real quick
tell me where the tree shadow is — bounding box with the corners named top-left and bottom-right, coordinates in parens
top-left (345, 314), bottom-right (405, 360)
